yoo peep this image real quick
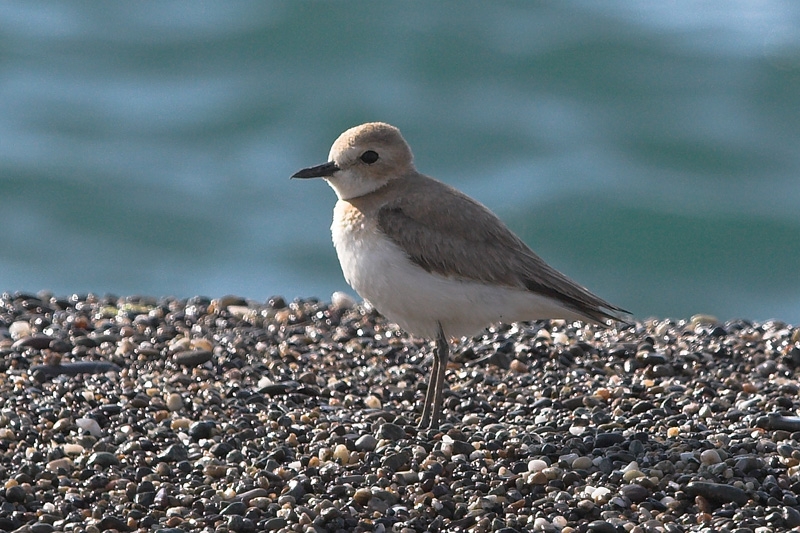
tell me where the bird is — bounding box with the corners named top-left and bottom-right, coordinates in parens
top-left (292, 122), bottom-right (628, 429)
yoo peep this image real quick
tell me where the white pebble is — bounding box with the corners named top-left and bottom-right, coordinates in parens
top-left (553, 332), bottom-right (569, 345)
top-left (9, 321), bottom-right (31, 340)
top-left (364, 395), bottom-right (382, 409)
top-left (528, 459), bottom-right (547, 472)
top-left (331, 291), bottom-right (356, 309)
top-left (63, 444), bottom-right (84, 455)
top-left (591, 486), bottom-right (612, 503)
top-left (333, 444), bottom-right (349, 464)
top-left (623, 461), bottom-right (640, 472)
top-left (76, 417), bottom-right (102, 437)
top-left (227, 305), bottom-right (252, 319)
top-left (46, 457), bottom-right (74, 472)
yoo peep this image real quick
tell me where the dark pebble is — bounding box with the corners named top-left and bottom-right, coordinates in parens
top-left (173, 349), bottom-right (213, 366)
top-left (735, 456), bottom-right (763, 473)
top-left (134, 492), bottom-right (155, 506)
top-left (756, 414), bottom-right (800, 432)
top-left (30, 523), bottom-right (54, 533)
top-left (154, 487), bottom-right (170, 508)
top-left (0, 517), bottom-right (19, 530)
top-left (594, 432), bottom-right (625, 448)
top-left (620, 483), bottom-right (649, 502)
top-left (188, 420), bottom-right (215, 440)
top-left (377, 422), bottom-right (406, 441)
top-left (97, 516), bottom-right (129, 532)
top-left (157, 443), bottom-right (188, 462)
top-left (100, 403), bottom-right (123, 416)
top-left (586, 520), bottom-right (621, 533)
top-left (48, 339), bottom-right (73, 352)
top-left (382, 451), bottom-right (410, 471)
top-left (239, 488), bottom-right (268, 505)
top-left (757, 360), bottom-right (777, 376)
top-left (226, 515), bottom-right (244, 531)
top-left (87, 451), bottom-right (119, 468)
top-left (31, 361), bottom-right (121, 381)
top-left (286, 478), bottom-right (306, 499)
top-left (355, 434), bottom-right (378, 452)
top-left (5, 485), bottom-right (26, 503)
top-left (263, 517), bottom-right (288, 531)
top-left (631, 401), bottom-right (655, 414)
top-left (72, 336), bottom-right (98, 348)
top-left (87, 474), bottom-right (110, 490)
top-left (449, 439), bottom-right (474, 456)
top-left (628, 439), bottom-right (645, 456)
top-left (261, 382), bottom-right (292, 395)
top-left (784, 505), bottom-right (800, 527)
top-left (210, 441), bottom-right (234, 458)
top-left (221, 501), bottom-right (247, 516)
top-left (685, 481), bottom-right (749, 506)
top-left (12, 334), bottom-right (54, 350)
top-left (638, 352), bottom-right (667, 365)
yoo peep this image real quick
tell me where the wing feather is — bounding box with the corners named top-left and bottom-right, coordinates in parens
top-left (375, 177), bottom-right (626, 323)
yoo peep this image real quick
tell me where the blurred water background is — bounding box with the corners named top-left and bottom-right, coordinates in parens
top-left (1, 1), bottom-right (799, 322)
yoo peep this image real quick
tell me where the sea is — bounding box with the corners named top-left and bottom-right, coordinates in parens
top-left (2, 1), bottom-right (799, 322)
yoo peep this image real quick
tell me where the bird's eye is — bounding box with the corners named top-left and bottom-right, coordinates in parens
top-left (360, 150), bottom-right (379, 164)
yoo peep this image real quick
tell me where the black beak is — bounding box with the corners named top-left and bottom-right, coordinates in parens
top-left (291, 161), bottom-right (340, 179)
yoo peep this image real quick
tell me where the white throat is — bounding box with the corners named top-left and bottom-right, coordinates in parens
top-left (325, 169), bottom-right (389, 200)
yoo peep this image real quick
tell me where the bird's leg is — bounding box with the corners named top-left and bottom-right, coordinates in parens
top-left (417, 341), bottom-right (439, 429)
top-left (428, 323), bottom-right (450, 429)
top-left (419, 322), bottom-right (450, 430)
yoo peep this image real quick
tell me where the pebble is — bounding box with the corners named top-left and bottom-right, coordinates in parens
top-left (685, 481), bottom-right (749, 506)
top-left (86, 451), bottom-right (119, 468)
top-left (188, 420), bottom-right (215, 439)
top-left (354, 434), bottom-right (378, 452)
top-left (12, 334), bottom-right (53, 350)
top-left (164, 392), bottom-right (183, 411)
top-left (700, 448), bottom-right (722, 465)
top-left (620, 483), bottom-right (649, 502)
top-left (586, 521), bottom-right (619, 533)
top-left (594, 432), bottom-right (625, 448)
top-left (31, 361), bottom-right (120, 381)
top-left (76, 417), bottom-right (103, 437)
top-left (173, 349), bottom-right (213, 367)
top-left (376, 422), bottom-right (405, 441)
top-left (9, 320), bottom-right (32, 340)
top-left (571, 456), bottom-right (593, 470)
top-left (0, 292), bottom-right (796, 532)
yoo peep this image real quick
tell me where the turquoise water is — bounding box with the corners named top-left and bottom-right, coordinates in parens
top-left (1, 1), bottom-right (799, 322)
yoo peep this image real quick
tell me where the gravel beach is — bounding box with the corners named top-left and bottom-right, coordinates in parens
top-left (1, 292), bottom-right (800, 533)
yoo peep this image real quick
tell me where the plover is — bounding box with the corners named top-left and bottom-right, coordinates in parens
top-left (293, 122), bottom-right (628, 429)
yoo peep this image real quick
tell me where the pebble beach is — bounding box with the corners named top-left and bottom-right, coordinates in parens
top-left (2, 292), bottom-right (800, 533)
